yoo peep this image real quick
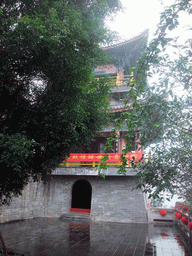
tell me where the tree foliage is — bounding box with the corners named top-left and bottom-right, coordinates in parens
top-left (0, 0), bottom-right (122, 203)
top-left (100, 0), bottom-right (192, 202)
top-left (130, 0), bottom-right (192, 202)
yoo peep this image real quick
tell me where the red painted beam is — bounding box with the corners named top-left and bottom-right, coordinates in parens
top-left (70, 208), bottom-right (91, 214)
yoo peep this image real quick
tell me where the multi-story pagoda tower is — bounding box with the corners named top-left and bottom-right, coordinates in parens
top-left (57, 30), bottom-right (149, 223)
top-left (68, 29), bottom-right (148, 156)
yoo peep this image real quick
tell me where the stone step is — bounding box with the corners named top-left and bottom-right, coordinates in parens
top-left (59, 212), bottom-right (91, 221)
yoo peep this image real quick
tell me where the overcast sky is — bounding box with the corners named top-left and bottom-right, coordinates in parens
top-left (105, 0), bottom-right (192, 44)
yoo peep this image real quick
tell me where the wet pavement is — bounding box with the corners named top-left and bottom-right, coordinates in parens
top-left (0, 218), bottom-right (191, 256)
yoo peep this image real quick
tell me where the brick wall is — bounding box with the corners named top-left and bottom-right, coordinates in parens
top-left (0, 175), bottom-right (148, 224)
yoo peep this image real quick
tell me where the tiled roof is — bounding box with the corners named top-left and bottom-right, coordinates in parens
top-left (102, 29), bottom-right (149, 73)
top-left (102, 29), bottom-right (149, 51)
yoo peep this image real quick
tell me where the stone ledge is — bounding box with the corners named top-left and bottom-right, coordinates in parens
top-left (147, 207), bottom-right (175, 223)
top-left (52, 167), bottom-right (139, 176)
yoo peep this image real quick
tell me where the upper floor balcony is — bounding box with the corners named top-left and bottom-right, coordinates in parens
top-left (94, 64), bottom-right (134, 92)
top-left (108, 73), bottom-right (133, 87)
top-left (60, 130), bottom-right (146, 168)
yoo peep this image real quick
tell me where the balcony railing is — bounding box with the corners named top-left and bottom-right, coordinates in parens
top-left (60, 152), bottom-right (145, 167)
top-left (109, 73), bottom-right (134, 87)
top-left (95, 73), bottom-right (134, 87)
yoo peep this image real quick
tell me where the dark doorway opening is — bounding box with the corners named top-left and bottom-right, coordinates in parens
top-left (71, 180), bottom-right (92, 213)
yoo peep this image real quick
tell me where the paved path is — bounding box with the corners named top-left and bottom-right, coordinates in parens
top-left (0, 218), bottom-right (191, 255)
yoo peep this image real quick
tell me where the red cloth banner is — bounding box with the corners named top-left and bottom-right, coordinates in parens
top-left (64, 153), bottom-right (143, 163)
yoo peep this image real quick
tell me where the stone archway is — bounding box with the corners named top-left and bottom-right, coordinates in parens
top-left (70, 179), bottom-right (92, 213)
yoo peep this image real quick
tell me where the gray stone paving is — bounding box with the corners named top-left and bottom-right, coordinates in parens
top-left (0, 218), bottom-right (191, 255)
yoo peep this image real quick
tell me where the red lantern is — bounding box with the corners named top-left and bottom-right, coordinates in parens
top-left (184, 206), bottom-right (188, 211)
top-left (188, 221), bottom-right (192, 230)
top-left (174, 212), bottom-right (178, 216)
top-left (180, 205), bottom-right (183, 209)
top-left (182, 217), bottom-right (188, 225)
top-left (176, 213), bottom-right (182, 220)
top-left (160, 210), bottom-right (167, 216)
top-left (161, 232), bottom-right (168, 237)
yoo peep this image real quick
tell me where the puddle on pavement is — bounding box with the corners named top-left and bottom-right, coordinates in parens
top-left (146, 224), bottom-right (192, 256)
top-left (69, 223), bottom-right (90, 254)
top-left (0, 218), bottom-right (191, 255)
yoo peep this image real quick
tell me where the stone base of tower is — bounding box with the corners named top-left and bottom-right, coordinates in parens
top-left (0, 167), bottom-right (148, 224)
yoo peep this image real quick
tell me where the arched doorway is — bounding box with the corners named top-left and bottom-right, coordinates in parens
top-left (70, 180), bottom-right (92, 213)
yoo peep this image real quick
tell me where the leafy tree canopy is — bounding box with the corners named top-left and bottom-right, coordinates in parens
top-left (136, 0), bottom-right (192, 203)
top-left (0, 0), bottom-right (122, 203)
